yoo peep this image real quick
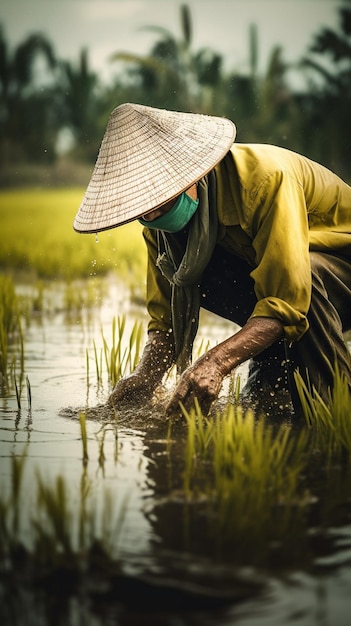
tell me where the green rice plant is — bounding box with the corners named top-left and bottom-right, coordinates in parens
top-left (34, 472), bottom-right (73, 556)
top-left (227, 370), bottom-right (241, 402)
top-left (0, 451), bottom-right (28, 554)
top-left (0, 189), bottom-right (147, 283)
top-left (14, 374), bottom-right (21, 410)
top-left (96, 426), bottom-right (107, 473)
top-left (102, 315), bottom-right (126, 385)
top-left (92, 339), bottom-right (103, 386)
top-left (13, 372), bottom-right (31, 411)
top-left (26, 375), bottom-right (32, 411)
top-left (78, 468), bottom-right (92, 551)
top-left (87, 315), bottom-right (143, 389)
top-left (194, 338), bottom-right (211, 360)
top-left (31, 468), bottom-right (127, 564)
top-left (0, 452), bottom-right (128, 578)
top-left (0, 310), bottom-right (8, 379)
top-left (0, 275), bottom-right (25, 384)
top-left (0, 275), bottom-right (17, 377)
top-left (294, 365), bottom-right (351, 456)
top-left (181, 401), bottom-right (310, 541)
top-left (10, 451), bottom-right (27, 539)
top-left (79, 411), bottom-right (89, 463)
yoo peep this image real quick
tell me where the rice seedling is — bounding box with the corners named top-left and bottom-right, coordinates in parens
top-left (294, 365), bottom-right (351, 456)
top-left (96, 426), bottom-right (107, 473)
top-left (78, 467), bottom-right (92, 551)
top-left (79, 411), bottom-right (89, 463)
top-left (34, 472), bottom-right (73, 556)
top-left (14, 373), bottom-right (22, 410)
top-left (0, 451), bottom-right (28, 556)
top-left (12, 372), bottom-right (31, 412)
top-left (0, 451), bottom-right (128, 579)
top-left (102, 316), bottom-right (140, 387)
top-left (26, 376), bottom-right (32, 411)
top-left (0, 275), bottom-right (25, 385)
top-left (10, 451), bottom-right (28, 540)
top-left (181, 401), bottom-right (310, 544)
top-left (87, 315), bottom-right (144, 389)
top-left (194, 337), bottom-right (211, 360)
top-left (92, 340), bottom-right (103, 386)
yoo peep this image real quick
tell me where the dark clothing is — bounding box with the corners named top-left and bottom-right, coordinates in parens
top-left (200, 246), bottom-right (351, 408)
top-left (143, 144), bottom-right (351, 412)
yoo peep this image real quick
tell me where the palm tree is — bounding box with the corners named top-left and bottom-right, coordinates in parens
top-left (110, 4), bottom-right (224, 112)
top-left (58, 48), bottom-right (101, 161)
top-left (0, 25), bottom-right (58, 163)
top-left (221, 24), bottom-right (298, 146)
top-left (299, 2), bottom-right (351, 175)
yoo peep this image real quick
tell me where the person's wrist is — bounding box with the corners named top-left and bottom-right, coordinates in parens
top-left (205, 343), bottom-right (240, 379)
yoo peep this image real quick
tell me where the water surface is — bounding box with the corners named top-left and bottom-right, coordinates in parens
top-left (1, 277), bottom-right (351, 625)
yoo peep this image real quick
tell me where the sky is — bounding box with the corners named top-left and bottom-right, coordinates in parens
top-left (1, 0), bottom-right (343, 87)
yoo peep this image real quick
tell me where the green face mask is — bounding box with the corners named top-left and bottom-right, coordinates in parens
top-left (138, 192), bottom-right (199, 232)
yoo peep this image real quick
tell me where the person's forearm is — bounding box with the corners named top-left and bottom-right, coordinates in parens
top-left (208, 317), bottom-right (284, 377)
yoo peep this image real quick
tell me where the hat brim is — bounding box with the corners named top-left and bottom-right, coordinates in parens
top-left (73, 103), bottom-right (236, 233)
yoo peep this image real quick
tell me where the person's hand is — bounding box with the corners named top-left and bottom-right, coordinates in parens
top-left (108, 329), bottom-right (175, 408)
top-left (109, 371), bottom-right (155, 406)
top-left (167, 317), bottom-right (285, 418)
top-left (166, 352), bottom-right (225, 417)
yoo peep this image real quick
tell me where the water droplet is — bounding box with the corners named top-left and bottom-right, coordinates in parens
top-left (95, 232), bottom-right (99, 243)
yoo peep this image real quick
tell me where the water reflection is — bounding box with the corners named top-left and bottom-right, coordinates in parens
top-left (1, 279), bottom-right (351, 626)
top-left (140, 413), bottom-right (351, 570)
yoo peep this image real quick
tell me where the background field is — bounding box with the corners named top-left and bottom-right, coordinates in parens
top-left (0, 189), bottom-right (147, 284)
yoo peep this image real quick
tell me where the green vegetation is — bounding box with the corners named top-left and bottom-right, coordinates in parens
top-left (295, 366), bottom-right (351, 457)
top-left (0, 189), bottom-right (146, 282)
top-left (89, 315), bottom-right (144, 389)
top-left (79, 411), bottom-right (89, 463)
top-left (1, 3), bottom-right (351, 181)
top-left (181, 401), bottom-right (310, 543)
top-left (0, 189), bottom-right (147, 395)
top-left (0, 453), bottom-right (126, 577)
top-left (0, 274), bottom-right (24, 385)
top-left (2, 367), bottom-right (351, 578)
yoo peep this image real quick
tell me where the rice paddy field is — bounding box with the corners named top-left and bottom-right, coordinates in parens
top-left (1, 189), bottom-right (351, 626)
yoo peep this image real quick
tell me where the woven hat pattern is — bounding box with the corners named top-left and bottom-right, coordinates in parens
top-left (74, 103), bottom-right (236, 233)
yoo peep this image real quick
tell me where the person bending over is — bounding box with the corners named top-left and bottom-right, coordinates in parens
top-left (74, 103), bottom-right (351, 416)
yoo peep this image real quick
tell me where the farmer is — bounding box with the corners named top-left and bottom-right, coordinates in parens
top-left (74, 103), bottom-right (351, 416)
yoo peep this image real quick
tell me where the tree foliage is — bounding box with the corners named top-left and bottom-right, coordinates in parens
top-left (299, 1), bottom-right (351, 173)
top-left (0, 2), bottom-right (350, 180)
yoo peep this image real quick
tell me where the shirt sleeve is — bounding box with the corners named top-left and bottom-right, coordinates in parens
top-left (246, 169), bottom-right (311, 341)
top-left (143, 227), bottom-right (173, 333)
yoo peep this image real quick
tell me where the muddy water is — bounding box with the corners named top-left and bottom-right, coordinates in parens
top-left (1, 277), bottom-right (351, 626)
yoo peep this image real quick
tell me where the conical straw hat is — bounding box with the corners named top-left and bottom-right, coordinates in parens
top-left (73, 102), bottom-right (236, 233)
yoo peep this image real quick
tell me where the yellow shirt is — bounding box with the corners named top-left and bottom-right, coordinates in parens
top-left (144, 144), bottom-right (351, 342)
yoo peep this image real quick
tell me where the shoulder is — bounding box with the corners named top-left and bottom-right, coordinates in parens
top-left (230, 143), bottom-right (298, 173)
